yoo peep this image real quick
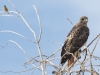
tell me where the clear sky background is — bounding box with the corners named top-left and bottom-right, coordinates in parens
top-left (0, 0), bottom-right (100, 75)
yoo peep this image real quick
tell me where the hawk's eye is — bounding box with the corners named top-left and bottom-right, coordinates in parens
top-left (82, 19), bottom-right (84, 20)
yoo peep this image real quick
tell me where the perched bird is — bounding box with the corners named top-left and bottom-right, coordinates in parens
top-left (61, 16), bottom-right (89, 68)
top-left (4, 5), bottom-right (9, 14)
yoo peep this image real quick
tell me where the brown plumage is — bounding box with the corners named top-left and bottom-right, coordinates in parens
top-left (61, 16), bottom-right (89, 67)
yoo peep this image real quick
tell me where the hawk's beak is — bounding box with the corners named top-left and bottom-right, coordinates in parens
top-left (84, 19), bottom-right (88, 23)
top-left (85, 19), bottom-right (88, 22)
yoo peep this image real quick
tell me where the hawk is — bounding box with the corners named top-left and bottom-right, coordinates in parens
top-left (61, 16), bottom-right (89, 67)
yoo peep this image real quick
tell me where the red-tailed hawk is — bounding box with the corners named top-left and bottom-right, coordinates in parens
top-left (61, 16), bottom-right (89, 67)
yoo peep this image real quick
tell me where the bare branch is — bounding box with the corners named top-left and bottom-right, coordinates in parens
top-left (33, 5), bottom-right (42, 42)
top-left (45, 39), bottom-right (63, 46)
top-left (8, 0), bottom-right (19, 12)
top-left (91, 35), bottom-right (100, 55)
top-left (86, 46), bottom-right (93, 75)
top-left (46, 48), bottom-right (61, 59)
top-left (0, 64), bottom-right (41, 74)
top-left (7, 40), bottom-right (32, 58)
top-left (26, 58), bottom-right (41, 71)
top-left (65, 16), bottom-right (73, 25)
top-left (1, 30), bottom-right (35, 43)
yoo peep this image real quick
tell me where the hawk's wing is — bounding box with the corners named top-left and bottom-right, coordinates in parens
top-left (61, 25), bottom-right (89, 65)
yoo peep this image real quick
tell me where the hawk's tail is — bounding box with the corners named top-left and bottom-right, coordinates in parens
top-left (61, 54), bottom-right (71, 66)
top-left (68, 55), bottom-right (74, 67)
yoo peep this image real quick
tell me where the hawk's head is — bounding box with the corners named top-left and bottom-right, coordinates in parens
top-left (79, 16), bottom-right (88, 24)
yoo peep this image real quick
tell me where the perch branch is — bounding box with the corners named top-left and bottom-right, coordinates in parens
top-left (1, 30), bottom-right (35, 43)
top-left (33, 5), bottom-right (42, 42)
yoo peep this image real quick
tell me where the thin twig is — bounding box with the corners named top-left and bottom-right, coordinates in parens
top-left (7, 40), bottom-right (32, 58)
top-left (45, 39), bottom-right (63, 45)
top-left (64, 16), bottom-right (73, 25)
top-left (91, 35), bottom-right (100, 55)
top-left (26, 58), bottom-right (41, 71)
top-left (1, 30), bottom-right (35, 43)
top-left (82, 49), bottom-right (87, 64)
top-left (33, 5), bottom-right (42, 42)
top-left (92, 55), bottom-right (100, 60)
top-left (46, 60), bottom-right (59, 70)
top-left (46, 48), bottom-right (61, 59)
top-left (86, 47), bottom-right (93, 75)
top-left (24, 55), bottom-right (48, 66)
top-left (8, 0), bottom-right (19, 12)
top-left (0, 64), bottom-right (41, 73)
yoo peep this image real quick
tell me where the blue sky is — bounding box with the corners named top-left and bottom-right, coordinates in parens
top-left (0, 0), bottom-right (100, 75)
